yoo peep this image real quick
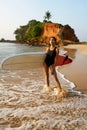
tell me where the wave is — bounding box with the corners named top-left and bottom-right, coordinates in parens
top-left (56, 67), bottom-right (87, 97)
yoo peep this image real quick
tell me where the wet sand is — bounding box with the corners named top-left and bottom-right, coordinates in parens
top-left (59, 44), bottom-right (87, 94)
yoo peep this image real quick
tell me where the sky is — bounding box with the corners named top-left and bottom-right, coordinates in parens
top-left (0, 0), bottom-right (87, 42)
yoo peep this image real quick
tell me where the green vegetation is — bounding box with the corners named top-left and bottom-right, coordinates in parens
top-left (14, 11), bottom-right (52, 43)
top-left (14, 19), bottom-right (44, 43)
top-left (43, 10), bottom-right (52, 23)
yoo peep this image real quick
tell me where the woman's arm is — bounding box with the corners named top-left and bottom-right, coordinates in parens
top-left (54, 48), bottom-right (59, 65)
top-left (45, 46), bottom-right (49, 52)
top-left (56, 48), bottom-right (59, 55)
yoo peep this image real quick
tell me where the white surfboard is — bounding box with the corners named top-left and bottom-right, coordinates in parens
top-left (1, 52), bottom-right (46, 70)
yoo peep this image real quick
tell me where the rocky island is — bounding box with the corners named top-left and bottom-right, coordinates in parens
top-left (14, 20), bottom-right (79, 45)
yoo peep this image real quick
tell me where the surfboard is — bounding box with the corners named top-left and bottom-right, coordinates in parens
top-left (1, 52), bottom-right (72, 70)
top-left (55, 54), bottom-right (72, 66)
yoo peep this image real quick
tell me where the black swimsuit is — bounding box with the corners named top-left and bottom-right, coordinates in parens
top-left (44, 47), bottom-right (56, 67)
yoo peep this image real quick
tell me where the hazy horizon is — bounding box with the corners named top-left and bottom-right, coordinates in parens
top-left (0, 0), bottom-right (87, 42)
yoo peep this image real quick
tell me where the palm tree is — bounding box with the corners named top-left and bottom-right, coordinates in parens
top-left (43, 10), bottom-right (51, 22)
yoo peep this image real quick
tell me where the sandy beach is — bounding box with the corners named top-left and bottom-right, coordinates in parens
top-left (59, 44), bottom-right (87, 94)
top-left (0, 44), bottom-right (87, 130)
top-left (64, 44), bottom-right (87, 56)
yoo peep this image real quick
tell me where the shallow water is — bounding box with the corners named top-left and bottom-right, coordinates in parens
top-left (0, 68), bottom-right (87, 130)
top-left (0, 42), bottom-right (44, 62)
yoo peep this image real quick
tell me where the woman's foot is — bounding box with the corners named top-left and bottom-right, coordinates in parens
top-left (53, 87), bottom-right (61, 95)
top-left (43, 84), bottom-right (51, 92)
top-left (58, 89), bottom-right (68, 98)
top-left (53, 87), bottom-right (67, 97)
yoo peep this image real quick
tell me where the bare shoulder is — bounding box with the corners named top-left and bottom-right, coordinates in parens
top-left (45, 47), bottom-right (49, 52)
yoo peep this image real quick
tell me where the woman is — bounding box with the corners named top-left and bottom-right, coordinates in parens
top-left (43, 37), bottom-right (62, 93)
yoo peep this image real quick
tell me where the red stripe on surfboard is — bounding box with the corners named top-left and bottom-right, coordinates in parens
top-left (55, 55), bottom-right (72, 66)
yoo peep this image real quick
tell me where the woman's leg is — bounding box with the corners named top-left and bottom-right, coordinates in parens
top-left (43, 63), bottom-right (49, 86)
top-left (50, 65), bottom-right (62, 90)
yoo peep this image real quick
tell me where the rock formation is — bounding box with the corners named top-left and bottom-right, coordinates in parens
top-left (41, 23), bottom-right (79, 44)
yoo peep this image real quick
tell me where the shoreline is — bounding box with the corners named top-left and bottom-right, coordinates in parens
top-left (64, 44), bottom-right (87, 56)
top-left (59, 44), bottom-right (87, 94)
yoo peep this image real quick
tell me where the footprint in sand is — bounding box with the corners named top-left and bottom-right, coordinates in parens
top-left (9, 117), bottom-right (22, 128)
top-left (0, 118), bottom-right (9, 125)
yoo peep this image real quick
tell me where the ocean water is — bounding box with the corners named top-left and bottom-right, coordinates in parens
top-left (0, 42), bottom-right (43, 62)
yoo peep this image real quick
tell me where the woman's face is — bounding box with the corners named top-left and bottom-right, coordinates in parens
top-left (49, 37), bottom-right (56, 46)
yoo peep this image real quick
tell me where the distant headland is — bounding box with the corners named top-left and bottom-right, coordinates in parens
top-left (0, 19), bottom-right (86, 46)
top-left (0, 10), bottom-right (87, 45)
